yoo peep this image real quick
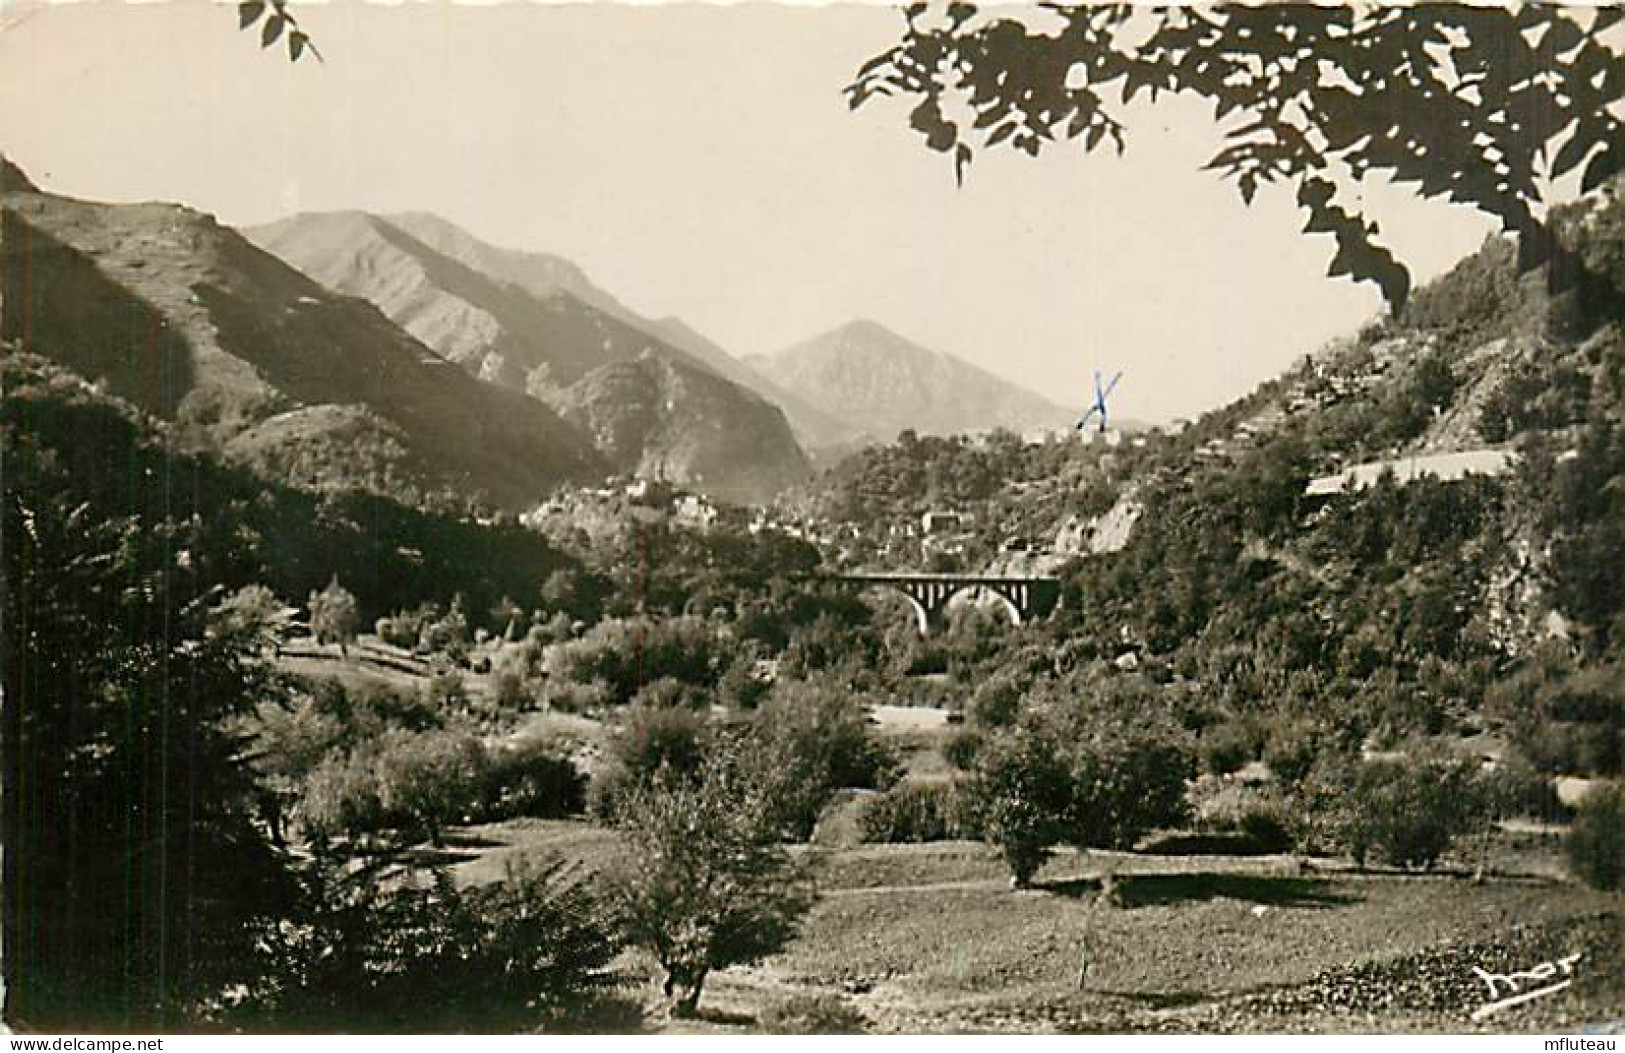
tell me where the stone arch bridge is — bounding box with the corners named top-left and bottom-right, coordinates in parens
top-left (814, 573), bottom-right (1062, 635)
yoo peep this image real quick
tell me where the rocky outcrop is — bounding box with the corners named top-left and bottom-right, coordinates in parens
top-left (555, 351), bottom-right (812, 505)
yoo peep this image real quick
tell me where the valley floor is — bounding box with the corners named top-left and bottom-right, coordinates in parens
top-left (443, 817), bottom-right (1624, 1035)
top-left (270, 639), bottom-right (1624, 1035)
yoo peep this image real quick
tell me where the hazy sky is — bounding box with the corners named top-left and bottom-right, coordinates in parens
top-left (0, 1), bottom-right (1509, 422)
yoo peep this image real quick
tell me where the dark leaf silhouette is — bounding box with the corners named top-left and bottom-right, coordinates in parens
top-left (236, 0), bottom-right (320, 64)
top-left (848, 3), bottom-right (1625, 313)
top-left (261, 13), bottom-right (285, 48)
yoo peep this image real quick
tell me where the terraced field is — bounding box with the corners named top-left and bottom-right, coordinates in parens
top-left (273, 642), bottom-right (1623, 1034)
top-left (444, 817), bottom-right (1622, 1034)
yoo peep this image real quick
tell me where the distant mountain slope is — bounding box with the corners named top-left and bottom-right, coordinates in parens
top-left (248, 210), bottom-right (811, 502)
top-left (248, 211), bottom-right (627, 390)
top-left (558, 351), bottom-right (812, 505)
top-left (384, 210), bottom-right (643, 324)
top-left (748, 320), bottom-right (1076, 440)
top-left (640, 315), bottom-right (869, 451)
top-left (799, 184), bottom-right (1625, 663)
top-left (380, 212), bottom-right (868, 451)
top-left (0, 164), bottom-right (603, 508)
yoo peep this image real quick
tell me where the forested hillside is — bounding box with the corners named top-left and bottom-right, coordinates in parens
top-left (800, 178), bottom-right (1625, 787)
top-left (0, 353), bottom-right (584, 630)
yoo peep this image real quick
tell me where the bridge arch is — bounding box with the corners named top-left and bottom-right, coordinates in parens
top-left (815, 573), bottom-right (1060, 636)
top-left (977, 585), bottom-right (1025, 629)
top-left (893, 589), bottom-right (933, 637)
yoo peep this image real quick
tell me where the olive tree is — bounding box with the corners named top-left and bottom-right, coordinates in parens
top-left (239, 856), bottom-right (628, 1032)
top-left (970, 720), bottom-right (1192, 887)
top-left (309, 577), bottom-right (359, 655)
top-left (971, 726), bottom-right (1074, 887)
top-left (605, 735), bottom-right (816, 1017)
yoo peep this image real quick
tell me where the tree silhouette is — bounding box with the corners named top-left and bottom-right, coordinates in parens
top-left (309, 576), bottom-right (359, 654)
top-left (849, 3), bottom-right (1625, 314)
top-left (606, 736), bottom-right (816, 1018)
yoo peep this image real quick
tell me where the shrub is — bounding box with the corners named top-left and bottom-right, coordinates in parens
top-left (858, 781), bottom-right (982, 843)
top-left (309, 577), bottom-right (359, 653)
top-left (374, 730), bottom-right (489, 844)
top-left (417, 598), bottom-right (471, 664)
top-left (1262, 719), bottom-right (1323, 787)
top-left (1507, 662), bottom-right (1625, 777)
top-left (350, 683), bottom-right (442, 735)
top-left (1063, 735), bottom-right (1193, 850)
top-left (943, 727), bottom-right (983, 770)
top-left (298, 730), bottom-right (489, 845)
top-left (547, 616), bottom-right (721, 706)
top-left (1567, 785), bottom-right (1625, 891)
top-left (489, 664), bottom-right (535, 712)
top-left (753, 679), bottom-right (902, 839)
top-left (1190, 785), bottom-right (1301, 852)
top-left (759, 994), bottom-right (870, 1035)
top-left (632, 676), bottom-right (706, 710)
top-left (1314, 756), bottom-right (1485, 868)
top-left (237, 855), bottom-right (626, 1032)
top-left (300, 749), bottom-right (386, 842)
top-left (489, 596), bottom-right (525, 638)
top-left (536, 678), bottom-right (610, 714)
top-left (717, 651), bottom-right (773, 710)
top-left (242, 682), bottom-right (447, 810)
top-left (1236, 806), bottom-right (1295, 854)
top-left (606, 738), bottom-right (816, 1018)
top-left (482, 740), bottom-right (587, 821)
top-left (970, 727), bottom-right (1073, 886)
top-left (375, 606), bottom-right (429, 649)
top-left (588, 705), bottom-right (709, 820)
top-left (208, 584), bottom-right (286, 651)
top-left (783, 612), bottom-right (883, 676)
top-left (241, 694), bottom-right (350, 786)
top-left (424, 666), bottom-right (469, 712)
top-left (757, 680), bottom-right (901, 792)
top-left (1200, 720), bottom-right (1258, 777)
top-left (967, 668), bottom-right (1026, 727)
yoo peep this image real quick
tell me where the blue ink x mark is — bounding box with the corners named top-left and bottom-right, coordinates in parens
top-left (1076, 370), bottom-right (1123, 433)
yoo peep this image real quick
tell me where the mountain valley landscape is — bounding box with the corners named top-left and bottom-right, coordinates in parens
top-left (247, 209), bottom-right (816, 503)
top-left (3, 1), bottom-right (1625, 1040)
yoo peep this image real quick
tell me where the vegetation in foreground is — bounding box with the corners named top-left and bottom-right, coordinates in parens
top-left (7, 166), bottom-right (1625, 1031)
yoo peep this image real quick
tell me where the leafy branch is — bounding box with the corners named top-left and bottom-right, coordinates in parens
top-left (238, 0), bottom-right (320, 64)
top-left (848, 3), bottom-right (1625, 315)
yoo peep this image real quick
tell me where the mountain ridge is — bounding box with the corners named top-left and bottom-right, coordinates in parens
top-left (247, 210), bottom-right (812, 503)
top-left (1, 167), bottom-right (604, 508)
top-left (375, 213), bottom-right (871, 452)
top-left (749, 319), bottom-right (1077, 441)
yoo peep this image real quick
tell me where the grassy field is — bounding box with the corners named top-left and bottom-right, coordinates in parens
top-left (442, 816), bottom-right (1623, 1034)
top-left (273, 644), bottom-right (1623, 1034)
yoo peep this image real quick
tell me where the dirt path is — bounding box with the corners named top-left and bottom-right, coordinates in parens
top-left (824, 877), bottom-right (1011, 897)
